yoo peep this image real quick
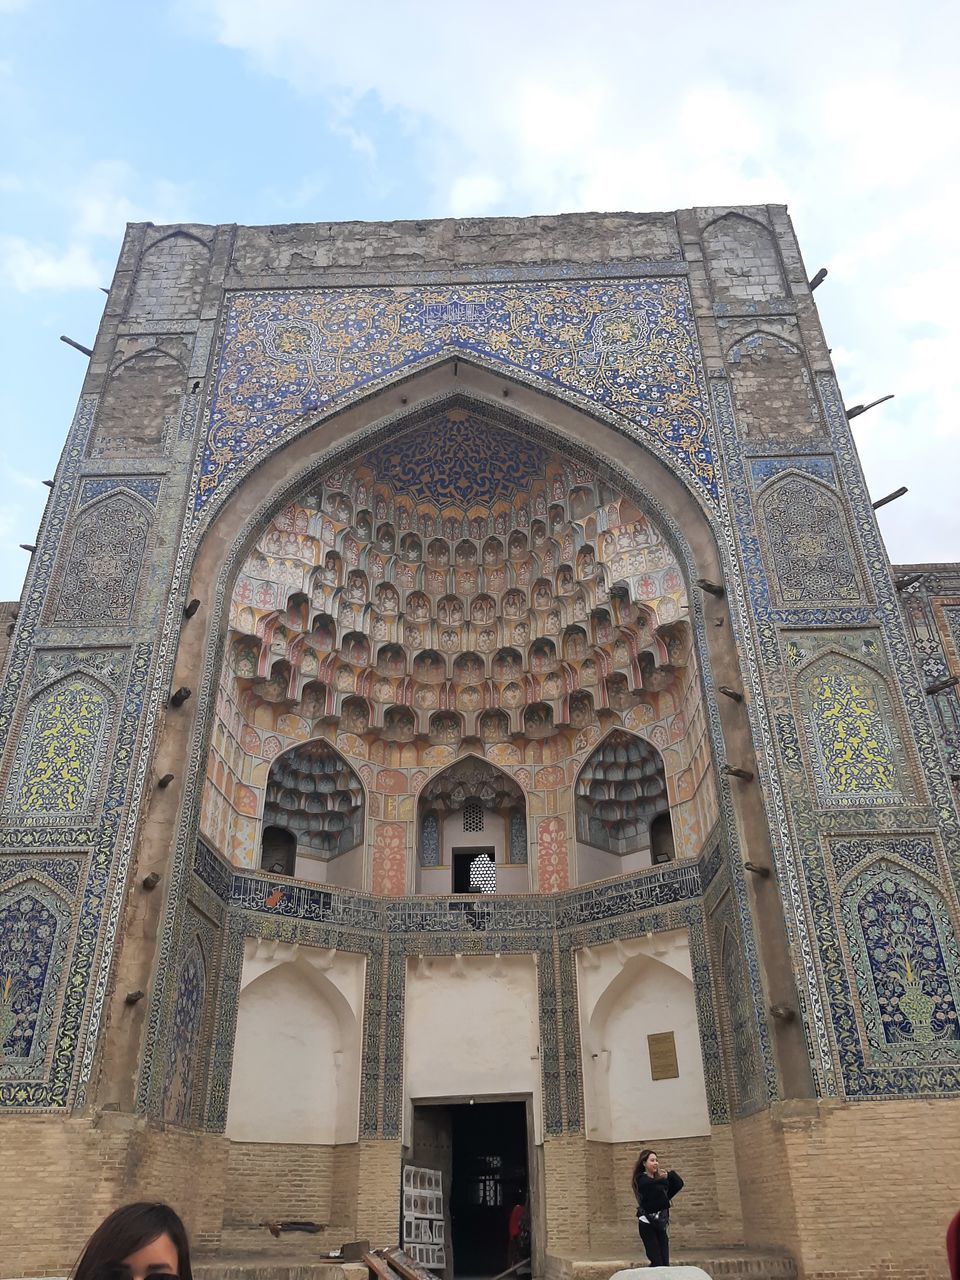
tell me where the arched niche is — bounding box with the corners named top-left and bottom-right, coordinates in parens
top-left (756, 471), bottom-right (865, 606)
top-left (188, 364), bottom-right (741, 892)
top-left (415, 756), bottom-right (529, 895)
top-left (260, 825), bottom-right (296, 876)
top-left (726, 330), bottom-right (822, 440)
top-left (226, 942), bottom-right (364, 1145)
top-left (702, 213), bottom-right (786, 304)
top-left (261, 739), bottom-right (365, 888)
top-left (90, 347), bottom-right (186, 455)
top-left (574, 729), bottom-right (671, 882)
top-left (576, 932), bottom-right (711, 1143)
top-left (53, 491), bottom-right (152, 623)
top-left (127, 230), bottom-right (211, 321)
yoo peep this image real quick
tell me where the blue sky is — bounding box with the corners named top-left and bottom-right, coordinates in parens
top-left (1, 0), bottom-right (957, 600)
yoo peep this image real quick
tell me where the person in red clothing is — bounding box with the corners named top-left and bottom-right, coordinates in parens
top-left (507, 1194), bottom-right (529, 1267)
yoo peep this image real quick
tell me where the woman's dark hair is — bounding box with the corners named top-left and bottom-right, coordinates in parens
top-left (71, 1203), bottom-right (192, 1280)
top-left (631, 1148), bottom-right (657, 1198)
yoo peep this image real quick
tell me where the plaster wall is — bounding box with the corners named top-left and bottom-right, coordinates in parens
top-left (294, 839), bottom-right (364, 888)
top-left (403, 953), bottom-right (542, 1144)
top-left (576, 930), bottom-right (710, 1142)
top-left (226, 941), bottom-right (365, 1144)
top-left (440, 808), bottom-right (506, 862)
top-left (576, 840), bottom-right (650, 883)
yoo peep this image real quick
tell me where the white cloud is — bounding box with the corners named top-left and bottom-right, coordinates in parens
top-left (0, 162), bottom-right (194, 294)
top-left (449, 174), bottom-right (504, 217)
top-left (0, 236), bottom-right (101, 291)
top-left (69, 161), bottom-right (192, 238)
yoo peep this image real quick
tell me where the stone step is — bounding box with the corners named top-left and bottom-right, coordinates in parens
top-left (194, 1261), bottom-right (369, 1280)
top-left (552, 1248), bottom-right (797, 1280)
top-left (194, 1240), bottom-right (796, 1280)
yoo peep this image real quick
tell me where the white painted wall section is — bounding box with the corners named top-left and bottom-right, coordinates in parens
top-left (403, 953), bottom-right (542, 1144)
top-left (226, 939), bottom-right (365, 1144)
top-left (576, 930), bottom-right (710, 1142)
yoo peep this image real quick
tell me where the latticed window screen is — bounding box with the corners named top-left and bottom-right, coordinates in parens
top-left (469, 852), bottom-right (496, 893)
top-left (463, 798), bottom-right (484, 832)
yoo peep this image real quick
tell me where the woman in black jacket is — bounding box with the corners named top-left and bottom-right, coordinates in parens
top-left (631, 1148), bottom-right (684, 1267)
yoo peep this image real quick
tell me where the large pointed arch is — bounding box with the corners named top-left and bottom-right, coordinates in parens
top-left (139, 353), bottom-right (790, 1125)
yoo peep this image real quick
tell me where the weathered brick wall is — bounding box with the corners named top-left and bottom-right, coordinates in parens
top-left (229, 212), bottom-right (683, 279)
top-left (354, 1140), bottom-right (403, 1243)
top-left (0, 1115), bottom-right (226, 1276)
top-left (585, 1128), bottom-right (743, 1254)
top-left (734, 1099), bottom-right (960, 1280)
top-left (225, 1141), bottom-right (336, 1227)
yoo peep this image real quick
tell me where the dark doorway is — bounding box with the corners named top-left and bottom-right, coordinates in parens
top-left (260, 824), bottom-right (296, 875)
top-left (450, 1100), bottom-right (528, 1278)
top-left (409, 1099), bottom-right (530, 1280)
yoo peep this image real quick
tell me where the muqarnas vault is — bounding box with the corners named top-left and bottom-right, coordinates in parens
top-left (1, 209), bottom-right (959, 1280)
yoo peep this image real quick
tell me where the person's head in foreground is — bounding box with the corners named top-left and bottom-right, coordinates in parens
top-left (70, 1203), bottom-right (193, 1280)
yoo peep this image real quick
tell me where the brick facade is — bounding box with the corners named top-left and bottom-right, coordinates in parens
top-left (1, 209), bottom-right (959, 1280)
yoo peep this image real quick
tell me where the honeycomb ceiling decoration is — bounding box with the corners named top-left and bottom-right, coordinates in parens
top-left (227, 406), bottom-right (690, 744)
top-left (264, 739), bottom-right (364, 855)
top-left (418, 756), bottom-right (525, 814)
top-left (575, 729), bottom-right (668, 854)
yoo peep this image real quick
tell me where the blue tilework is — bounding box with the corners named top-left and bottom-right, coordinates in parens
top-left (364, 412), bottom-right (549, 507)
top-left (749, 456), bottom-right (836, 486)
top-left (77, 478), bottom-right (162, 508)
top-left (161, 942), bottom-right (207, 1125)
top-left (0, 880), bottom-right (72, 1078)
top-left (195, 280), bottom-right (717, 515)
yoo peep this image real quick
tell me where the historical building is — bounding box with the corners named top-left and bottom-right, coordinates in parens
top-left (1, 210), bottom-right (959, 1280)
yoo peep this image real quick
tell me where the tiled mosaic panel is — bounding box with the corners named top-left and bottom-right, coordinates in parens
top-left (76, 477), bottom-right (163, 508)
top-left (160, 942), bottom-right (207, 1125)
top-left (0, 644), bottom-right (152, 1108)
top-left (196, 280), bottom-right (717, 514)
top-left (756, 474), bottom-right (864, 605)
top-left (0, 880), bottom-right (72, 1077)
top-left (803, 662), bottom-right (900, 804)
top-left (5, 680), bottom-right (111, 821)
top-left (748, 456), bottom-right (836, 486)
top-left (712, 369), bottom-right (960, 1099)
top-left (363, 414), bottom-right (549, 507)
top-left (419, 813), bottom-right (440, 868)
top-left (509, 811), bottom-right (528, 865)
top-left (841, 864), bottom-right (960, 1058)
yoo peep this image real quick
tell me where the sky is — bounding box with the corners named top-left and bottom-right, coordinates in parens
top-left (1, 0), bottom-right (957, 601)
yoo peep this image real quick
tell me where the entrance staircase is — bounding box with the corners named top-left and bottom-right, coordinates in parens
top-left (194, 1228), bottom-right (797, 1280)
top-left (547, 1250), bottom-right (796, 1280)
